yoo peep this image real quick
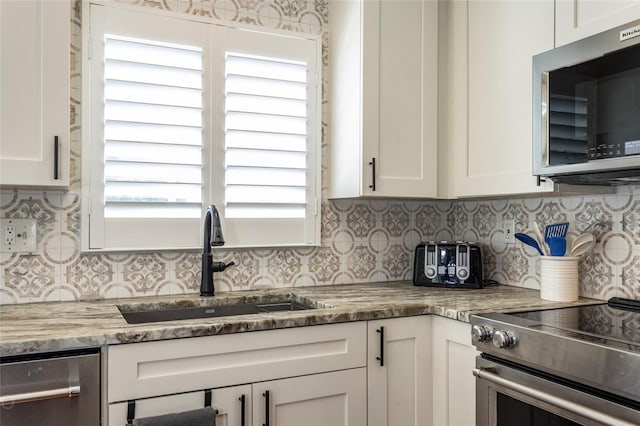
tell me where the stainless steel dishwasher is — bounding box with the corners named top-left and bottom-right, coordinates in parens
top-left (0, 349), bottom-right (101, 426)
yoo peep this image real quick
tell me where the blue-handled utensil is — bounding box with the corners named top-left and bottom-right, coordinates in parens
top-left (548, 236), bottom-right (567, 256)
top-left (544, 222), bottom-right (569, 243)
top-left (515, 233), bottom-right (544, 256)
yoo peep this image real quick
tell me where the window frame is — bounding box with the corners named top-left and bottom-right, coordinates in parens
top-left (81, 2), bottom-right (321, 252)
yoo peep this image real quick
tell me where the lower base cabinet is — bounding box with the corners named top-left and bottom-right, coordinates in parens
top-left (108, 369), bottom-right (366, 426)
top-left (431, 316), bottom-right (479, 426)
top-left (106, 323), bottom-right (367, 426)
top-left (106, 316), bottom-right (478, 426)
top-left (367, 316), bottom-right (432, 426)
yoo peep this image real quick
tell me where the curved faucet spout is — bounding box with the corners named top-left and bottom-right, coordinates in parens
top-left (201, 205), bottom-right (231, 297)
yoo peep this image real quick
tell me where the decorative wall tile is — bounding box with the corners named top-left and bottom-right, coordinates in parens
top-left (66, 255), bottom-right (115, 299)
top-left (346, 204), bottom-right (376, 239)
top-left (121, 253), bottom-right (168, 295)
top-left (309, 246), bottom-right (341, 284)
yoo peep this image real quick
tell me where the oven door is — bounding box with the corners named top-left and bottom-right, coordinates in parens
top-left (475, 357), bottom-right (640, 426)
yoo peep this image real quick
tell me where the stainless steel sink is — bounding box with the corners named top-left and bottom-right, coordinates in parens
top-left (118, 298), bottom-right (317, 324)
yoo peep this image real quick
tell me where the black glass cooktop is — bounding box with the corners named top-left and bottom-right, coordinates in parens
top-left (508, 298), bottom-right (640, 350)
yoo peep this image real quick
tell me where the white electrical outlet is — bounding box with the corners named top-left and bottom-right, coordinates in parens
top-left (0, 219), bottom-right (37, 253)
top-left (503, 219), bottom-right (515, 244)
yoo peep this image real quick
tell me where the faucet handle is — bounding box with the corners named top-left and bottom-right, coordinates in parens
top-left (212, 261), bottom-right (235, 272)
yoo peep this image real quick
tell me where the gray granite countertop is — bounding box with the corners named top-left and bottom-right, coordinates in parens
top-left (0, 281), bottom-right (604, 356)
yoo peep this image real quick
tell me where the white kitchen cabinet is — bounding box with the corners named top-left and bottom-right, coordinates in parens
top-left (439, 0), bottom-right (556, 198)
top-left (108, 384), bottom-right (251, 426)
top-left (555, 0), bottom-right (640, 47)
top-left (431, 316), bottom-right (479, 426)
top-left (0, 0), bottom-right (70, 188)
top-left (329, 0), bottom-right (438, 198)
top-left (252, 368), bottom-right (367, 426)
top-left (367, 316), bottom-right (432, 426)
top-left (106, 323), bottom-right (367, 424)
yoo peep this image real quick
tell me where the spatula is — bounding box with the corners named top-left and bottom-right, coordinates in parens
top-left (544, 222), bottom-right (569, 243)
top-left (548, 236), bottom-right (567, 256)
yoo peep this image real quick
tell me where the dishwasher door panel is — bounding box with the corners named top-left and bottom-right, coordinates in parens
top-left (0, 352), bottom-right (101, 426)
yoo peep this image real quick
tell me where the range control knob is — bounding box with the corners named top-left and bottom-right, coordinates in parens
top-left (471, 324), bottom-right (494, 342)
top-left (492, 330), bottom-right (518, 349)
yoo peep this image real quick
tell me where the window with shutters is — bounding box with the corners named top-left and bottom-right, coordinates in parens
top-left (82, 4), bottom-right (321, 251)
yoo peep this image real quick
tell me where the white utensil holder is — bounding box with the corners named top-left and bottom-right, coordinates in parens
top-left (540, 256), bottom-right (579, 302)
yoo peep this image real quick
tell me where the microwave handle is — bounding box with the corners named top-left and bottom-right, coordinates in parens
top-left (473, 368), bottom-right (634, 426)
top-left (541, 71), bottom-right (550, 167)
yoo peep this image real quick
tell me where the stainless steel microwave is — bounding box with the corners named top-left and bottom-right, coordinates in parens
top-left (533, 19), bottom-right (640, 185)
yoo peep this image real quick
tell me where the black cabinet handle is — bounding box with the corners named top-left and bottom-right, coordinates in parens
top-left (376, 326), bottom-right (385, 366)
top-left (369, 157), bottom-right (376, 191)
top-left (239, 394), bottom-right (246, 426)
top-left (262, 390), bottom-right (270, 426)
top-left (54, 136), bottom-right (59, 180)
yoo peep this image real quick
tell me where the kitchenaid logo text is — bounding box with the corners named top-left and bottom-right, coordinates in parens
top-left (620, 24), bottom-right (640, 41)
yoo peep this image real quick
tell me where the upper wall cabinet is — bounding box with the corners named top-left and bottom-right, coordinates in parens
top-left (438, 0), bottom-right (556, 198)
top-left (556, 0), bottom-right (640, 47)
top-left (329, 0), bottom-right (438, 199)
top-left (0, 0), bottom-right (70, 188)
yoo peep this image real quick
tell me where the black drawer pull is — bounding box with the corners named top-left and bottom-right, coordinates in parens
top-left (376, 326), bottom-right (385, 366)
top-left (263, 390), bottom-right (270, 426)
top-left (239, 394), bottom-right (246, 426)
top-left (54, 136), bottom-right (59, 180)
top-left (369, 157), bottom-right (376, 191)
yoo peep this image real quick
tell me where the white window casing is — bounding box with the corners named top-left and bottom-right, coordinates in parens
top-left (82, 3), bottom-right (321, 251)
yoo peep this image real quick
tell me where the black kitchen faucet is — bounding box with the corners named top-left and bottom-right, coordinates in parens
top-left (200, 205), bottom-right (235, 296)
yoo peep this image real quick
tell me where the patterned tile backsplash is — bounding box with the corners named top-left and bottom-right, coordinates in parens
top-left (1, 0), bottom-right (639, 304)
top-left (3, 188), bottom-right (640, 304)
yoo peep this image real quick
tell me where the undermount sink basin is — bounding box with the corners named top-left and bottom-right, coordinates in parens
top-left (118, 297), bottom-right (317, 324)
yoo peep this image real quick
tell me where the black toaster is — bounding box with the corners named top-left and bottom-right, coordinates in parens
top-left (413, 242), bottom-right (483, 289)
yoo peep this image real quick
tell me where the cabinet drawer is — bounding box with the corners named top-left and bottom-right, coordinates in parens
top-left (107, 322), bottom-right (366, 402)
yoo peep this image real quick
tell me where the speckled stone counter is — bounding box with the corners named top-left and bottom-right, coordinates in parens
top-left (0, 281), bottom-right (604, 356)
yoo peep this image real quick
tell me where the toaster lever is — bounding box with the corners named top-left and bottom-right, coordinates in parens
top-left (456, 244), bottom-right (470, 281)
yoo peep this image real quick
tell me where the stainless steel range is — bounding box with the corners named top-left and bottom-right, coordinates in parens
top-left (471, 298), bottom-right (640, 426)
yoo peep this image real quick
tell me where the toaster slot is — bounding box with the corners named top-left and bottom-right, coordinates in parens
top-left (438, 245), bottom-right (456, 282)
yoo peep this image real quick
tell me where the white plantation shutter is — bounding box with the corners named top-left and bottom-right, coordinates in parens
top-left (103, 35), bottom-right (203, 219)
top-left (224, 53), bottom-right (308, 219)
top-left (216, 29), bottom-right (320, 247)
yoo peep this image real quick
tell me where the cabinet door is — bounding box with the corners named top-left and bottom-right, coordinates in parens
top-left (431, 316), bottom-right (479, 426)
top-left (0, 0), bottom-right (70, 188)
top-left (108, 384), bottom-right (251, 426)
top-left (329, 0), bottom-right (438, 198)
top-left (367, 316), bottom-right (431, 426)
top-left (441, 0), bottom-right (556, 197)
top-left (252, 368), bottom-right (366, 426)
top-left (362, 0), bottom-right (438, 198)
top-left (556, 0), bottom-right (640, 47)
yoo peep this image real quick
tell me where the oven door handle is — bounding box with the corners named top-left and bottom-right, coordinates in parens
top-left (473, 367), bottom-right (636, 426)
top-left (0, 385), bottom-right (81, 407)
